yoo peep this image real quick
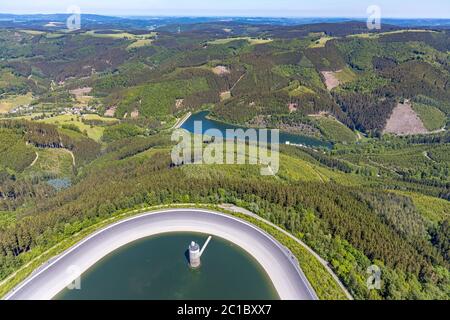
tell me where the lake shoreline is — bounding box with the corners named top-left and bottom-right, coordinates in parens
top-left (181, 111), bottom-right (332, 149)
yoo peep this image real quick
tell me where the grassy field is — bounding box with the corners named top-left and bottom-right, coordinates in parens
top-left (348, 29), bottom-right (436, 39)
top-left (279, 153), bottom-right (333, 183)
top-left (0, 211), bottom-right (16, 229)
top-left (0, 71), bottom-right (28, 95)
top-left (85, 30), bottom-right (157, 50)
top-left (74, 96), bottom-right (93, 106)
top-left (335, 67), bottom-right (357, 83)
top-left (127, 39), bottom-right (153, 49)
top-left (310, 115), bottom-right (357, 143)
top-left (309, 36), bottom-right (336, 48)
top-left (277, 149), bottom-right (367, 186)
top-left (0, 93), bottom-right (33, 114)
top-left (175, 141), bottom-right (339, 185)
top-left (287, 81), bottom-right (316, 97)
top-left (412, 103), bottom-right (447, 131)
top-left (393, 191), bottom-right (450, 224)
top-left (85, 30), bottom-right (157, 40)
top-left (23, 148), bottom-right (74, 179)
top-left (38, 114), bottom-right (118, 142)
top-left (208, 37), bottom-right (272, 45)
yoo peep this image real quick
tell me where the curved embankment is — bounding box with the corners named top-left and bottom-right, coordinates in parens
top-left (173, 112), bottom-right (192, 129)
top-left (4, 209), bottom-right (318, 300)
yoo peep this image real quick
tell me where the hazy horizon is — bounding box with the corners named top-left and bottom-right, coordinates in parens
top-left (1, 0), bottom-right (450, 19)
top-left (1, 13), bottom-right (450, 20)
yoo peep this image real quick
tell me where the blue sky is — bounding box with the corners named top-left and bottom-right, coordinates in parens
top-left (1, 0), bottom-right (450, 18)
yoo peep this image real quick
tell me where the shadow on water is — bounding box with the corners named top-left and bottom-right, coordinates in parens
top-left (184, 249), bottom-right (190, 265)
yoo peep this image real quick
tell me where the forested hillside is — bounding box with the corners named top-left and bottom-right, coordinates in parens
top-left (2, 25), bottom-right (449, 137)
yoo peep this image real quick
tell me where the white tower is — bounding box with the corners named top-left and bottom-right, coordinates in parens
top-left (189, 241), bottom-right (201, 268)
top-left (188, 236), bottom-right (212, 269)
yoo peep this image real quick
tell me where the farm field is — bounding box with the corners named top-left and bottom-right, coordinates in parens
top-left (208, 37), bottom-right (273, 45)
top-left (37, 114), bottom-right (118, 142)
top-left (0, 93), bottom-right (33, 114)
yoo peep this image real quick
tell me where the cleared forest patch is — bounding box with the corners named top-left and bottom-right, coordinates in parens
top-left (212, 65), bottom-right (231, 76)
top-left (321, 68), bottom-right (356, 91)
top-left (384, 101), bottom-right (428, 135)
top-left (321, 71), bottom-right (340, 91)
top-left (69, 87), bottom-right (92, 98)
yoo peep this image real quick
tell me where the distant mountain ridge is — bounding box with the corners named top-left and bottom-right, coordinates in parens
top-left (0, 13), bottom-right (450, 31)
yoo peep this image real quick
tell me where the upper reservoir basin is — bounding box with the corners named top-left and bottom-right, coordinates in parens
top-left (55, 232), bottom-right (279, 300)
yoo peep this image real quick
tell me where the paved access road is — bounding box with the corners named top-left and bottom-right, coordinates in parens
top-left (4, 209), bottom-right (318, 300)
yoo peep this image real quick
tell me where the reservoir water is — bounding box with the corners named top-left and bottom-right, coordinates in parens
top-left (181, 111), bottom-right (332, 149)
top-left (55, 232), bottom-right (279, 300)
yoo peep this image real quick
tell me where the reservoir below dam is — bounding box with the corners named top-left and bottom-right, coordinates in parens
top-left (180, 111), bottom-right (332, 149)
